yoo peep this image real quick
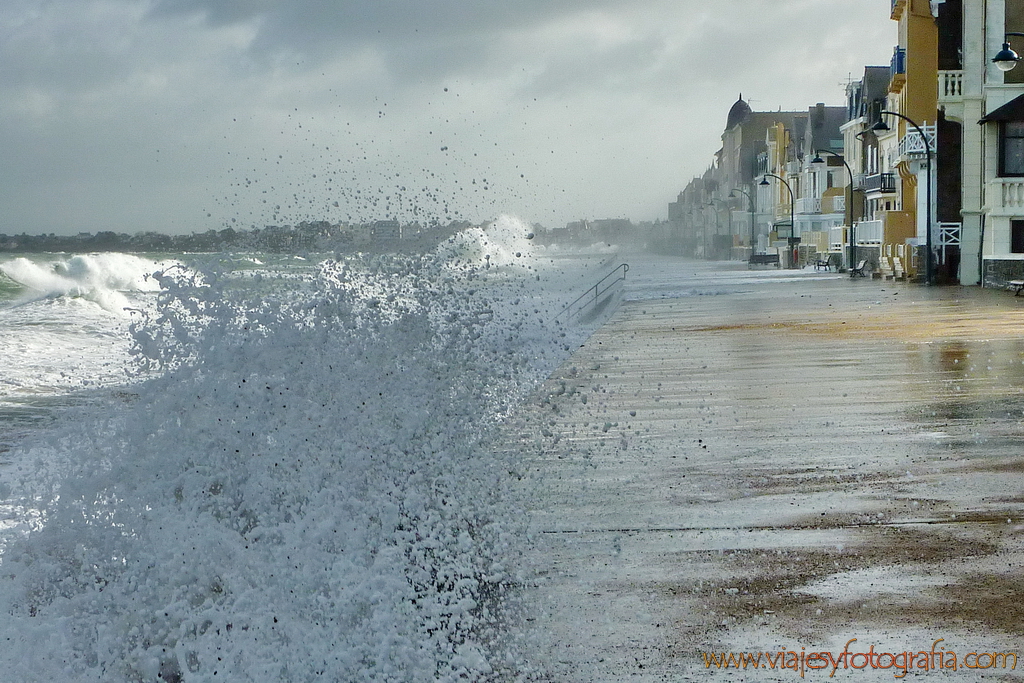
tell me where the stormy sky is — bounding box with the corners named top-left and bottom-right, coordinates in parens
top-left (1, 0), bottom-right (895, 235)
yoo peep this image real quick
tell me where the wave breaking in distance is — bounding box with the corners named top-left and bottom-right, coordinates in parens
top-left (0, 253), bottom-right (172, 313)
top-left (0, 217), bottom-right (613, 681)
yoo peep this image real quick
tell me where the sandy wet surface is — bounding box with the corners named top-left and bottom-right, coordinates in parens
top-left (514, 257), bottom-right (1024, 681)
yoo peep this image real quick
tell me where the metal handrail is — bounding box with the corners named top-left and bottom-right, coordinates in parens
top-left (556, 263), bottom-right (629, 320)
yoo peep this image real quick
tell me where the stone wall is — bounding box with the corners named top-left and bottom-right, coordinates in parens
top-left (982, 259), bottom-right (1024, 289)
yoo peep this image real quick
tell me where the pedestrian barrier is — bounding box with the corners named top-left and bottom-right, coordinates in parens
top-left (556, 262), bottom-right (629, 321)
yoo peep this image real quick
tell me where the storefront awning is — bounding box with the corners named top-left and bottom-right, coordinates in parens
top-left (979, 93), bottom-right (1024, 123)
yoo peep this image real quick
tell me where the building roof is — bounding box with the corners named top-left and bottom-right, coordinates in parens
top-left (807, 103), bottom-right (847, 153)
top-left (726, 95), bottom-right (753, 129)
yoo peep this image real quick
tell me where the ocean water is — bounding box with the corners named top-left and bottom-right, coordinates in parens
top-left (0, 217), bottom-right (618, 682)
top-left (0, 252), bottom-right (174, 452)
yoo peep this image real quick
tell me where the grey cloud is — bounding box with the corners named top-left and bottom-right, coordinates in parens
top-left (151, 0), bottom-right (625, 36)
top-left (0, 0), bottom-right (896, 235)
top-left (148, 0), bottom-right (276, 26)
top-left (148, 0), bottom-right (663, 64)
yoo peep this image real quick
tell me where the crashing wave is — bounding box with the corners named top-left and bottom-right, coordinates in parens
top-left (0, 221), bottom-right (602, 681)
top-left (0, 253), bottom-right (171, 313)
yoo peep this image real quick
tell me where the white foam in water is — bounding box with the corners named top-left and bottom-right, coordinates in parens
top-left (0, 253), bottom-right (180, 409)
top-left (1, 253), bottom-right (169, 313)
top-left (0, 218), bottom-right (616, 682)
top-left (0, 254), bottom-right (177, 405)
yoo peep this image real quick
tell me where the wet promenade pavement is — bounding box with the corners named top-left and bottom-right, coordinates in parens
top-left (517, 257), bottom-right (1024, 681)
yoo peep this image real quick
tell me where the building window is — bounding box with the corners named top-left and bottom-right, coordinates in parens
top-left (1012, 220), bottom-right (1024, 254)
top-left (1000, 122), bottom-right (1024, 176)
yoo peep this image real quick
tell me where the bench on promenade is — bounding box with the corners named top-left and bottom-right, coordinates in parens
top-left (850, 259), bottom-right (868, 277)
top-left (1009, 280), bottom-right (1024, 296)
top-left (748, 253), bottom-right (780, 268)
top-left (814, 254), bottom-right (833, 271)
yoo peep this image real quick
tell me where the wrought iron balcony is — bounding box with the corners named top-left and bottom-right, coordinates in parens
top-left (890, 47), bottom-right (907, 92)
top-left (862, 173), bottom-right (897, 194)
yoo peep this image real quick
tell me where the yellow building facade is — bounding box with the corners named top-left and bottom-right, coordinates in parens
top-left (869, 0), bottom-right (938, 281)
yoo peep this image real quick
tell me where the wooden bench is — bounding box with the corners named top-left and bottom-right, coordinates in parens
top-left (850, 259), bottom-right (868, 277)
top-left (814, 254), bottom-right (833, 271)
top-left (1009, 280), bottom-right (1024, 296)
top-left (748, 253), bottom-right (780, 268)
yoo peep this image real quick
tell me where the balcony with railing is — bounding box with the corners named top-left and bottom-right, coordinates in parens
top-left (938, 71), bottom-right (963, 101)
top-left (989, 178), bottom-right (1024, 210)
top-left (938, 222), bottom-right (961, 247)
top-left (890, 46), bottom-right (907, 92)
top-left (862, 173), bottom-right (897, 194)
top-left (854, 220), bottom-right (883, 244)
top-left (822, 194), bottom-right (846, 215)
top-left (896, 124), bottom-right (936, 160)
top-left (794, 197), bottom-right (821, 214)
top-left (829, 226), bottom-right (848, 251)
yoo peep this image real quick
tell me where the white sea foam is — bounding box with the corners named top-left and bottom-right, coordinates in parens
top-left (0, 254), bottom-right (178, 407)
top-left (0, 219), bottom-right (617, 682)
top-left (436, 216), bottom-right (540, 270)
top-left (0, 253), bottom-right (171, 313)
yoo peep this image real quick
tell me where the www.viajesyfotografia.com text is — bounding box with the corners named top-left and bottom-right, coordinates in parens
top-left (701, 639), bottom-right (1016, 677)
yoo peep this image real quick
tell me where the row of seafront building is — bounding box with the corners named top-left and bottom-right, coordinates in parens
top-left (669, 0), bottom-right (1024, 288)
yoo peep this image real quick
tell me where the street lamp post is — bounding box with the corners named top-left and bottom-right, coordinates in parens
top-left (872, 110), bottom-right (933, 285)
top-left (992, 32), bottom-right (1024, 71)
top-left (706, 201), bottom-right (722, 260)
top-left (760, 172), bottom-right (796, 268)
top-left (810, 149), bottom-right (856, 270)
top-left (695, 204), bottom-right (709, 259)
top-left (689, 205), bottom-right (702, 259)
top-left (729, 187), bottom-right (756, 255)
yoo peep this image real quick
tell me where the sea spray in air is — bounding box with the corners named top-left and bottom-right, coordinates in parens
top-left (0, 218), bottom-right (610, 681)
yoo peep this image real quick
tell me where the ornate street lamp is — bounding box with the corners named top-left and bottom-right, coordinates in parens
top-left (992, 32), bottom-right (1024, 71)
top-left (760, 172), bottom-right (796, 268)
top-left (810, 150), bottom-right (856, 270)
top-left (872, 110), bottom-right (933, 285)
